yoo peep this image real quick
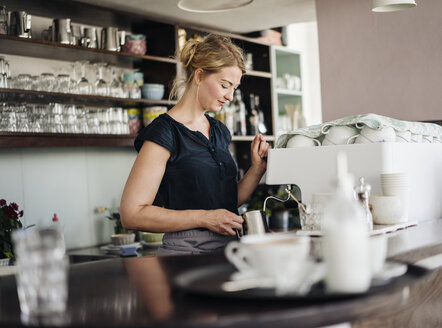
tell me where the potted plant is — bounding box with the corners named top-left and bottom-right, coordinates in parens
top-left (0, 199), bottom-right (24, 266)
top-left (97, 207), bottom-right (135, 245)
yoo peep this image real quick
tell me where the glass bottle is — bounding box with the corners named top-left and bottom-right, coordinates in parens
top-left (248, 93), bottom-right (259, 135)
top-left (322, 152), bottom-right (371, 294)
top-left (233, 89), bottom-right (246, 136)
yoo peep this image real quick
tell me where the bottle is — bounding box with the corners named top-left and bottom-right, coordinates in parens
top-left (255, 95), bottom-right (267, 134)
top-left (354, 177), bottom-right (374, 231)
top-left (224, 100), bottom-right (235, 135)
top-left (233, 89), bottom-right (247, 136)
top-left (52, 213), bottom-right (66, 253)
top-left (322, 152), bottom-right (371, 294)
top-left (248, 93), bottom-right (259, 135)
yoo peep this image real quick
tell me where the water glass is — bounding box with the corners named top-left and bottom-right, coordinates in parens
top-left (12, 227), bottom-right (68, 316)
top-left (87, 110), bottom-right (100, 134)
top-left (49, 103), bottom-right (64, 133)
top-left (38, 73), bottom-right (57, 92)
top-left (75, 106), bottom-right (88, 134)
top-left (63, 104), bottom-right (77, 133)
top-left (16, 74), bottom-right (32, 90)
top-left (56, 74), bottom-right (71, 93)
top-left (15, 104), bottom-right (29, 132)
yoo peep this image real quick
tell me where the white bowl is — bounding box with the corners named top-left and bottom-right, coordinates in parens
top-left (369, 195), bottom-right (404, 225)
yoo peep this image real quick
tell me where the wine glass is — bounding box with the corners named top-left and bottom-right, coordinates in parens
top-left (109, 65), bottom-right (123, 98)
top-left (76, 61), bottom-right (92, 95)
top-left (94, 63), bottom-right (109, 97)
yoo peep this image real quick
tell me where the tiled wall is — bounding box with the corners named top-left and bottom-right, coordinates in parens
top-left (0, 147), bottom-right (137, 249)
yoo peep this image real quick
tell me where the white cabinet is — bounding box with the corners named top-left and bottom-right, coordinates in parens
top-left (270, 46), bottom-right (303, 137)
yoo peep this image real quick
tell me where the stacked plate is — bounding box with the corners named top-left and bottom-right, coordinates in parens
top-left (380, 173), bottom-right (410, 222)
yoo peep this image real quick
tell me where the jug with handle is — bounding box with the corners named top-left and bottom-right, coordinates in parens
top-left (101, 27), bottom-right (119, 51)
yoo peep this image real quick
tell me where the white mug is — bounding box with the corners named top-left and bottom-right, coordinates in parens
top-left (348, 126), bottom-right (396, 144)
top-left (369, 195), bottom-right (404, 225)
top-left (322, 126), bottom-right (359, 145)
top-left (287, 135), bottom-right (321, 148)
top-left (395, 130), bottom-right (411, 143)
top-left (410, 133), bottom-right (422, 143)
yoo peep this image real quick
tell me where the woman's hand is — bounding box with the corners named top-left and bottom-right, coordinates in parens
top-left (250, 134), bottom-right (271, 172)
top-left (204, 209), bottom-right (243, 236)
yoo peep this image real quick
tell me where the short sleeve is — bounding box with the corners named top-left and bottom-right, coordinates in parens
top-left (134, 115), bottom-right (175, 155)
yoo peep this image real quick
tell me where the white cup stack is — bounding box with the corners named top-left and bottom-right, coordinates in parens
top-left (380, 173), bottom-right (410, 223)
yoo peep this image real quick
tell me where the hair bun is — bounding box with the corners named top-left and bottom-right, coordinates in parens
top-left (180, 40), bottom-right (199, 68)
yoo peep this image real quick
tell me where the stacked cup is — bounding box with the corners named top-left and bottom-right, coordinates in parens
top-left (380, 173), bottom-right (410, 222)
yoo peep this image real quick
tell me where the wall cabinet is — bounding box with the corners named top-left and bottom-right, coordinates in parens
top-left (0, 0), bottom-right (302, 171)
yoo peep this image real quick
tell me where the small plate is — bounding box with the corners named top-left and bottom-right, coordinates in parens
top-left (100, 242), bottom-right (141, 255)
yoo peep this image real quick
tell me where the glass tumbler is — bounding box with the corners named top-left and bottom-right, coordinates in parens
top-left (12, 227), bottom-right (68, 316)
top-left (39, 73), bottom-right (57, 92)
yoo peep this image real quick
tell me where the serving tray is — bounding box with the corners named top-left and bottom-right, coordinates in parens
top-left (173, 261), bottom-right (429, 300)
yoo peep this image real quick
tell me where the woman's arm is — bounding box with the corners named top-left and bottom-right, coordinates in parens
top-left (120, 141), bottom-right (243, 236)
top-left (237, 134), bottom-right (271, 206)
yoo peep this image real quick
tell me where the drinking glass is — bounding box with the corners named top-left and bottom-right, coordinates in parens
top-left (16, 74), bottom-right (32, 90)
top-left (87, 109), bottom-right (100, 134)
top-left (76, 106), bottom-right (88, 134)
top-left (38, 73), bottom-right (57, 92)
top-left (63, 104), bottom-right (77, 133)
top-left (12, 227), bottom-right (68, 316)
top-left (109, 66), bottom-right (123, 98)
top-left (49, 103), bottom-right (64, 133)
top-left (94, 63), bottom-right (109, 96)
top-left (0, 56), bottom-right (10, 88)
top-left (56, 74), bottom-right (71, 93)
top-left (15, 103), bottom-right (29, 132)
top-left (76, 61), bottom-right (92, 95)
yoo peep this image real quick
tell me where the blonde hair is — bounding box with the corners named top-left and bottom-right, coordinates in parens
top-left (170, 34), bottom-right (246, 100)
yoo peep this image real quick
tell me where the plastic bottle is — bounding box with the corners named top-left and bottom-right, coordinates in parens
top-left (52, 213), bottom-right (66, 253)
top-left (322, 152), bottom-right (371, 293)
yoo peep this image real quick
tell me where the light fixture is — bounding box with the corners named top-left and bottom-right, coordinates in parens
top-left (177, 0), bottom-right (254, 13)
top-left (372, 0), bottom-right (417, 12)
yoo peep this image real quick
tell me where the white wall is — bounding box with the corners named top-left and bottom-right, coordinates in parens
top-left (0, 147), bottom-right (137, 249)
top-left (286, 22), bottom-right (323, 125)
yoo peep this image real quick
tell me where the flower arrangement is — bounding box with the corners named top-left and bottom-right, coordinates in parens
top-left (0, 199), bottom-right (24, 260)
top-left (96, 206), bottom-right (127, 234)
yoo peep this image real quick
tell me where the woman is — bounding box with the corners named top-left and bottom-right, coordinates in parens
top-left (120, 35), bottom-right (270, 255)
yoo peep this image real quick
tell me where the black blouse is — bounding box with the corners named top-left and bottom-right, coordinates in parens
top-left (134, 113), bottom-right (238, 255)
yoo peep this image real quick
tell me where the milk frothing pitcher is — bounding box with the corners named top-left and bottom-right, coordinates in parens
top-left (9, 11), bottom-right (32, 38)
top-left (52, 18), bottom-right (72, 44)
top-left (101, 27), bottom-right (119, 51)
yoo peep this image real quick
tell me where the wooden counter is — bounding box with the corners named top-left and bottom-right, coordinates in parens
top-left (0, 219), bottom-right (441, 328)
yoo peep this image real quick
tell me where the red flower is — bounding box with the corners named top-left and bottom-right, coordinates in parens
top-left (19, 210), bottom-right (24, 217)
top-left (0, 199), bottom-right (6, 206)
top-left (11, 202), bottom-right (19, 211)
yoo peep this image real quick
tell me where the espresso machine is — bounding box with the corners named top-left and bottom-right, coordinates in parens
top-left (265, 142), bottom-right (442, 222)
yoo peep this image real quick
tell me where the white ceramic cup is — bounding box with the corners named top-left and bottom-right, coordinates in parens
top-left (322, 126), bottom-right (359, 145)
top-left (349, 126), bottom-right (396, 144)
top-left (395, 130), bottom-right (411, 143)
top-left (410, 133), bottom-right (422, 143)
top-left (286, 135), bottom-right (321, 148)
top-left (225, 233), bottom-right (310, 280)
top-left (422, 135), bottom-right (433, 143)
top-left (369, 195), bottom-right (404, 224)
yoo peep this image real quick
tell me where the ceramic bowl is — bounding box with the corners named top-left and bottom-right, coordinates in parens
top-left (142, 84), bottom-right (165, 100)
top-left (111, 233), bottom-right (135, 245)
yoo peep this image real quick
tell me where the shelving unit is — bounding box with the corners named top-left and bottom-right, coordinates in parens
top-left (0, 0), bottom-right (303, 166)
top-left (271, 46), bottom-right (303, 136)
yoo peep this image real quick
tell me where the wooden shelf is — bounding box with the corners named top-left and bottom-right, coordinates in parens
top-left (232, 135), bottom-right (275, 142)
top-left (245, 70), bottom-right (272, 78)
top-left (0, 132), bottom-right (135, 148)
top-left (0, 35), bottom-right (177, 66)
top-left (0, 88), bottom-right (177, 107)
